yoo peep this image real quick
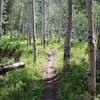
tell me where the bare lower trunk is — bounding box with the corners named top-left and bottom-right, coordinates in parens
top-left (32, 0), bottom-right (36, 63)
top-left (42, 0), bottom-right (46, 48)
top-left (29, 23), bottom-right (32, 45)
top-left (63, 0), bottom-right (72, 70)
top-left (57, 0), bottom-right (62, 42)
top-left (8, 0), bottom-right (14, 40)
top-left (47, 0), bottom-right (50, 40)
top-left (18, 0), bottom-right (23, 39)
top-left (87, 0), bottom-right (96, 99)
top-left (96, 24), bottom-right (100, 91)
top-left (96, 26), bottom-right (100, 71)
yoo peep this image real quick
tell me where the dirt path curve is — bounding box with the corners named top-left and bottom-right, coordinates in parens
top-left (43, 48), bottom-right (58, 100)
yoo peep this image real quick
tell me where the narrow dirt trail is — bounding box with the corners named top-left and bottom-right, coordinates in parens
top-left (43, 48), bottom-right (58, 100)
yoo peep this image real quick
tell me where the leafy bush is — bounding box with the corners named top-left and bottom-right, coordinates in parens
top-left (0, 40), bottom-right (21, 52)
top-left (0, 40), bottom-right (22, 66)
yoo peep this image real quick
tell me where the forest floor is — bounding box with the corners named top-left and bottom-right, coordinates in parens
top-left (0, 36), bottom-right (100, 100)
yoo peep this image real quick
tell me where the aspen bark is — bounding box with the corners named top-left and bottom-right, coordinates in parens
top-left (87, 0), bottom-right (96, 99)
top-left (63, 0), bottom-right (72, 70)
top-left (42, 0), bottom-right (46, 48)
top-left (18, 0), bottom-right (23, 39)
top-left (8, 0), bottom-right (14, 40)
top-left (57, 0), bottom-right (62, 42)
top-left (32, 0), bottom-right (36, 62)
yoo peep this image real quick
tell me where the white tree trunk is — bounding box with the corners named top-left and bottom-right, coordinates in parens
top-left (32, 0), bottom-right (36, 62)
top-left (63, 0), bottom-right (72, 70)
top-left (42, 0), bottom-right (46, 48)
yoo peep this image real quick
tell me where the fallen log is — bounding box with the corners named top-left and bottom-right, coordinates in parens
top-left (0, 62), bottom-right (25, 75)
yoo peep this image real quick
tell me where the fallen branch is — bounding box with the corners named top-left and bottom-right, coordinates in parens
top-left (0, 62), bottom-right (25, 75)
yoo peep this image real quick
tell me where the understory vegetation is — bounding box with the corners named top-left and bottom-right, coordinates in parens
top-left (0, 0), bottom-right (100, 100)
top-left (0, 35), bottom-right (99, 100)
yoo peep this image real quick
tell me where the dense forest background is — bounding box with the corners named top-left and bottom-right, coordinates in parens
top-left (0, 0), bottom-right (100, 100)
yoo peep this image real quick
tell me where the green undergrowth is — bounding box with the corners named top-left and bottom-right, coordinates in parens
top-left (0, 36), bottom-right (99, 100)
top-left (0, 57), bottom-right (13, 67)
top-left (0, 39), bottom-right (22, 66)
top-left (58, 40), bottom-right (89, 100)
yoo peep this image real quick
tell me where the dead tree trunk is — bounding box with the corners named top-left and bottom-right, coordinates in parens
top-left (87, 0), bottom-right (96, 99)
top-left (0, 62), bottom-right (25, 75)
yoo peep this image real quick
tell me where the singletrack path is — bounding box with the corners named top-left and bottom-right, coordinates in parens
top-left (43, 48), bottom-right (58, 100)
